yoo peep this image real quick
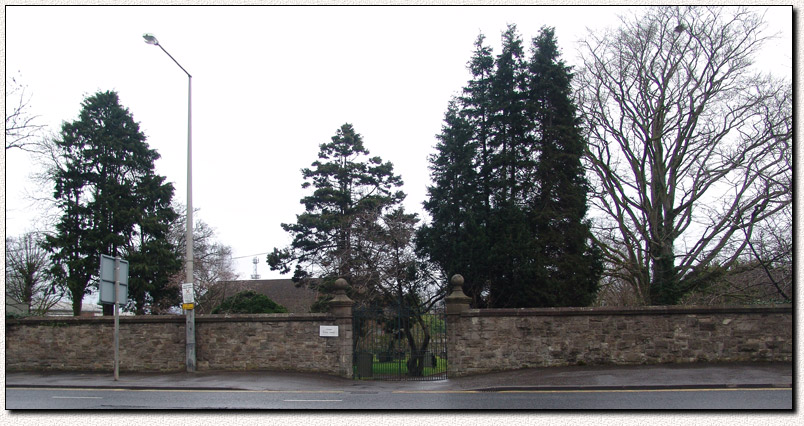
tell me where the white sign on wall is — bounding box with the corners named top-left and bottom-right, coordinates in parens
top-left (319, 326), bottom-right (339, 337)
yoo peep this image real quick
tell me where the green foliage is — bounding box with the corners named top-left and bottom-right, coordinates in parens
top-left (526, 27), bottom-right (602, 307)
top-left (211, 290), bottom-right (288, 314)
top-left (271, 124), bottom-right (448, 368)
top-left (376, 356), bottom-right (445, 377)
top-left (418, 26), bottom-right (601, 308)
top-left (268, 123), bottom-right (406, 303)
top-left (43, 91), bottom-right (180, 315)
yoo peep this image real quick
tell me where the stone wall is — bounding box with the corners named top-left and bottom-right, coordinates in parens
top-left (446, 305), bottom-right (793, 377)
top-left (6, 313), bottom-right (350, 375)
top-left (195, 314), bottom-right (341, 374)
top-left (6, 275), bottom-right (792, 379)
top-left (6, 316), bottom-right (184, 372)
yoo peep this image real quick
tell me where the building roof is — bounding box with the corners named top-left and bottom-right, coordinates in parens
top-left (217, 279), bottom-right (319, 313)
top-left (48, 300), bottom-right (108, 316)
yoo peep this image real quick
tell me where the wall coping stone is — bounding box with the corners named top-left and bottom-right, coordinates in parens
top-left (6, 313), bottom-right (334, 325)
top-left (196, 313), bottom-right (333, 323)
top-left (9, 305), bottom-right (790, 325)
top-left (458, 304), bottom-right (792, 318)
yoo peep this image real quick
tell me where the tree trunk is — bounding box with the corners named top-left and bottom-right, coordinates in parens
top-left (403, 313), bottom-right (431, 377)
top-left (72, 294), bottom-right (84, 316)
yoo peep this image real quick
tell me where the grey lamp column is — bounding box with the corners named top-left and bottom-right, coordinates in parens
top-left (143, 33), bottom-right (195, 372)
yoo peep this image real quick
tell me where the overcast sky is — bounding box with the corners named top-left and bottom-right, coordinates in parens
top-left (4, 5), bottom-right (793, 285)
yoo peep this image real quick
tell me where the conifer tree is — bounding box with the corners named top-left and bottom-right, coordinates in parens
top-left (417, 102), bottom-right (491, 306)
top-left (419, 26), bottom-right (601, 308)
top-left (484, 25), bottom-right (542, 308)
top-left (417, 33), bottom-right (499, 307)
top-left (268, 123), bottom-right (406, 310)
top-left (44, 91), bottom-right (180, 315)
top-left (126, 173), bottom-right (181, 314)
top-left (526, 27), bottom-right (602, 306)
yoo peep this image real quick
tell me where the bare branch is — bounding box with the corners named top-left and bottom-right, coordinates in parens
top-left (579, 6), bottom-right (791, 304)
top-left (5, 75), bottom-right (47, 152)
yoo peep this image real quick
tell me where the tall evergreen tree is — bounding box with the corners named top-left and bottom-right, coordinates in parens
top-left (268, 123), bottom-right (406, 310)
top-left (487, 24), bottom-right (532, 205)
top-left (419, 26), bottom-right (601, 308)
top-left (126, 173), bottom-right (181, 314)
top-left (417, 101), bottom-right (490, 306)
top-left (484, 25), bottom-right (542, 308)
top-left (417, 33), bottom-right (499, 308)
top-left (526, 27), bottom-right (602, 306)
top-left (44, 91), bottom-right (180, 315)
top-left (462, 33), bottom-right (496, 216)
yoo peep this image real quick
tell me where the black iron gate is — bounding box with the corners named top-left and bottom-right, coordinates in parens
top-left (352, 305), bottom-right (447, 381)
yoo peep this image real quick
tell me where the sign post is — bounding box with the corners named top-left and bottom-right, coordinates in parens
top-left (99, 255), bottom-right (128, 381)
top-left (114, 257), bottom-right (120, 381)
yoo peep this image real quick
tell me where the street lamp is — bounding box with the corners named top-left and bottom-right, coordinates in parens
top-left (143, 33), bottom-right (195, 372)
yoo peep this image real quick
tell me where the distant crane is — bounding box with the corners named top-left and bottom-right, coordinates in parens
top-left (250, 257), bottom-right (261, 280)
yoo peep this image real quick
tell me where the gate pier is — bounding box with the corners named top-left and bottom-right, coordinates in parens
top-left (329, 278), bottom-right (354, 379)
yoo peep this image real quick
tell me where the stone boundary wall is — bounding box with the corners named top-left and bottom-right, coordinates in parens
top-left (446, 305), bottom-right (793, 377)
top-left (6, 275), bottom-right (792, 380)
top-left (5, 313), bottom-right (350, 375)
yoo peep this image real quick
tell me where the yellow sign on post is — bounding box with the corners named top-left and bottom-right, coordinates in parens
top-left (181, 283), bottom-right (195, 311)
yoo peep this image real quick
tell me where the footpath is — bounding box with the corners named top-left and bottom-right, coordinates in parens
top-left (5, 361), bottom-right (793, 393)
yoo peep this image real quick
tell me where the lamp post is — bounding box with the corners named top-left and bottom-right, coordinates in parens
top-left (143, 33), bottom-right (195, 372)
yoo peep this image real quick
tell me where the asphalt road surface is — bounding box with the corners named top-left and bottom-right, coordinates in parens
top-left (6, 387), bottom-right (793, 410)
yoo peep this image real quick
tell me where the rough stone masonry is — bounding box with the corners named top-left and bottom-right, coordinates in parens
top-left (6, 275), bottom-right (792, 377)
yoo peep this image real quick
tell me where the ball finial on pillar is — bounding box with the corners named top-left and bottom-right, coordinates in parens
top-left (445, 274), bottom-right (471, 314)
top-left (333, 278), bottom-right (348, 292)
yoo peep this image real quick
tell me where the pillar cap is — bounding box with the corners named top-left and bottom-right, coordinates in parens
top-left (333, 278), bottom-right (349, 292)
top-left (329, 278), bottom-right (353, 308)
top-left (445, 274), bottom-right (471, 314)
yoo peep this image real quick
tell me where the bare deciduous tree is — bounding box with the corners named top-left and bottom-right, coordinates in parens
top-left (5, 75), bottom-right (46, 152)
top-left (168, 203), bottom-right (239, 313)
top-left (577, 6), bottom-right (792, 305)
top-left (5, 233), bottom-right (62, 315)
top-left (739, 205), bottom-right (792, 303)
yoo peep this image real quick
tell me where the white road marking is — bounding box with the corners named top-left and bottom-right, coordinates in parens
top-left (52, 396), bottom-right (103, 399)
top-left (283, 399), bottom-right (343, 402)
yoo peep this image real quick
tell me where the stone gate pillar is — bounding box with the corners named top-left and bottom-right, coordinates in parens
top-left (445, 274), bottom-right (471, 377)
top-left (329, 278), bottom-right (354, 378)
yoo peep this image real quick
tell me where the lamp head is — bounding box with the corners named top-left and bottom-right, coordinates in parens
top-left (143, 33), bottom-right (159, 45)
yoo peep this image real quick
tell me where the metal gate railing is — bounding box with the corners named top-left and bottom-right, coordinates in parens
top-left (352, 305), bottom-right (447, 381)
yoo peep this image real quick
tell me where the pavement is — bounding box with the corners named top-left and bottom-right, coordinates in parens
top-left (5, 361), bottom-right (793, 392)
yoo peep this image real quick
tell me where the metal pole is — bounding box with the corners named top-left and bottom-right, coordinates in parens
top-left (146, 35), bottom-right (196, 372)
top-left (114, 256), bottom-right (120, 381)
top-left (185, 76), bottom-right (193, 289)
top-left (185, 73), bottom-right (196, 373)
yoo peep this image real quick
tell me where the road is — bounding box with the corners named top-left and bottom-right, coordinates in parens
top-left (6, 387), bottom-right (793, 409)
